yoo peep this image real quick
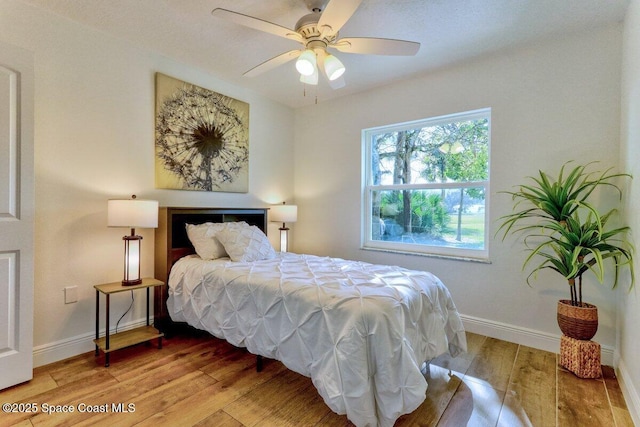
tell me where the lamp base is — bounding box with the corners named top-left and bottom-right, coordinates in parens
top-left (279, 227), bottom-right (289, 252)
top-left (122, 232), bottom-right (142, 286)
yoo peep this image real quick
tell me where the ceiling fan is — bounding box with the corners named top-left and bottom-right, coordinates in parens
top-left (211, 0), bottom-right (420, 89)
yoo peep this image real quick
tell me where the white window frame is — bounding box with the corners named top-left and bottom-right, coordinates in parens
top-left (361, 108), bottom-right (491, 261)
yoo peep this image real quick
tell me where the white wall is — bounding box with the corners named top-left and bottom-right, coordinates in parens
top-left (619, 0), bottom-right (640, 422)
top-left (0, 0), bottom-right (295, 366)
top-left (294, 24), bottom-right (624, 358)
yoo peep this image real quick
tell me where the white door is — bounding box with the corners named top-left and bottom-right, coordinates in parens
top-left (0, 41), bottom-right (34, 390)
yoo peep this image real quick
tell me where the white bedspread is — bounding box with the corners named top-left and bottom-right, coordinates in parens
top-left (167, 252), bottom-right (466, 427)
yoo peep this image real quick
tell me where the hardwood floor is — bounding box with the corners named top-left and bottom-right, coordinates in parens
top-left (0, 331), bottom-right (633, 427)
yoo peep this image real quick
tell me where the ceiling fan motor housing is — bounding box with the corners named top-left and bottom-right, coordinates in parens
top-left (295, 12), bottom-right (337, 49)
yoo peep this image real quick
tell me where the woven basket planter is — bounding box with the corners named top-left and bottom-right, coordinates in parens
top-left (557, 299), bottom-right (598, 340)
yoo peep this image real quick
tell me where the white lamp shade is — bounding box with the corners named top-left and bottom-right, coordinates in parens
top-left (324, 54), bottom-right (345, 81)
top-left (271, 204), bottom-right (298, 223)
top-left (296, 49), bottom-right (317, 76)
top-left (300, 66), bottom-right (319, 85)
top-left (438, 141), bottom-right (465, 154)
top-left (451, 141), bottom-right (464, 153)
top-left (108, 199), bottom-right (159, 228)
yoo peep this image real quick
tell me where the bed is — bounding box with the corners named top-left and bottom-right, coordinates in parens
top-left (153, 207), bottom-right (467, 427)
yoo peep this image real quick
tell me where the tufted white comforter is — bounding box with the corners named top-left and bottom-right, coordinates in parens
top-left (167, 252), bottom-right (466, 427)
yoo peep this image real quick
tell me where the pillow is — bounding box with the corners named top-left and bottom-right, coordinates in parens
top-left (216, 224), bottom-right (276, 262)
top-left (185, 222), bottom-right (247, 260)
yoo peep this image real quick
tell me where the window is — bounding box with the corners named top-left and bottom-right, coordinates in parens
top-left (362, 108), bottom-right (490, 260)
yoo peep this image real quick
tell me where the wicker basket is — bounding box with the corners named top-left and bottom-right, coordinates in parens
top-left (557, 299), bottom-right (598, 340)
top-left (560, 335), bottom-right (602, 378)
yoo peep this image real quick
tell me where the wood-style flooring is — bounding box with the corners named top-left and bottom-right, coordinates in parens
top-left (0, 330), bottom-right (634, 426)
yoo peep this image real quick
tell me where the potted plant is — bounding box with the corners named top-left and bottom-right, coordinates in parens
top-left (497, 162), bottom-right (634, 340)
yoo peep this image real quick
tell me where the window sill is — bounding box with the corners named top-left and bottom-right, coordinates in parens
top-left (360, 246), bottom-right (492, 264)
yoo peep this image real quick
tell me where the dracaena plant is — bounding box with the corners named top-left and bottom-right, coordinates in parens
top-left (522, 210), bottom-right (634, 305)
top-left (498, 162), bottom-right (634, 306)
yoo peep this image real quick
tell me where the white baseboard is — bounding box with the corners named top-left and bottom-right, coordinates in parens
top-left (616, 357), bottom-right (640, 426)
top-left (33, 313), bottom-right (616, 369)
top-left (33, 318), bottom-right (151, 368)
top-left (460, 314), bottom-right (615, 366)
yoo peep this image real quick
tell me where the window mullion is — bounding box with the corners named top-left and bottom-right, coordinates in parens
top-left (367, 181), bottom-right (488, 191)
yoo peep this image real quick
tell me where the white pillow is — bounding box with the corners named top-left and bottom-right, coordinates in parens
top-left (216, 224), bottom-right (276, 262)
top-left (185, 222), bottom-right (247, 260)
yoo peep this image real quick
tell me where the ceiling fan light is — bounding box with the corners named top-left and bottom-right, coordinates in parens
top-left (300, 66), bottom-right (319, 85)
top-left (296, 49), bottom-right (317, 76)
top-left (324, 54), bottom-right (345, 81)
top-left (451, 141), bottom-right (464, 153)
top-left (438, 143), bottom-right (451, 154)
top-left (439, 141), bottom-right (465, 154)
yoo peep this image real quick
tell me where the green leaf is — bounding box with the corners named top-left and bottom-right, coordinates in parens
top-left (497, 161), bottom-right (634, 299)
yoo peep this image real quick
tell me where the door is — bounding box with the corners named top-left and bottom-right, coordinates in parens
top-left (0, 41), bottom-right (34, 390)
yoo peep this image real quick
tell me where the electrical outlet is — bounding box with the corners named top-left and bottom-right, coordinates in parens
top-left (64, 286), bottom-right (78, 304)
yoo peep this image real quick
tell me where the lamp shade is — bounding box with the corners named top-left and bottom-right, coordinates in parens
top-left (300, 66), bottom-right (319, 85)
top-left (296, 49), bottom-right (317, 76)
top-left (271, 204), bottom-right (297, 223)
top-left (323, 54), bottom-right (345, 81)
top-left (108, 199), bottom-right (159, 229)
top-left (439, 141), bottom-right (464, 154)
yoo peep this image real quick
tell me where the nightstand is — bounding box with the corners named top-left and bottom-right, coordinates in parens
top-left (94, 277), bottom-right (165, 367)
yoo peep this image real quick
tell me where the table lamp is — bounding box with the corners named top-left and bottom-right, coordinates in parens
top-left (107, 195), bottom-right (158, 285)
top-left (270, 202), bottom-right (297, 252)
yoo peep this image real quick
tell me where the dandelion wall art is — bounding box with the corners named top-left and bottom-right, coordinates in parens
top-left (155, 73), bottom-right (249, 192)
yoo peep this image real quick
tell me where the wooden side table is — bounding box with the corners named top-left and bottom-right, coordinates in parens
top-left (94, 277), bottom-right (165, 367)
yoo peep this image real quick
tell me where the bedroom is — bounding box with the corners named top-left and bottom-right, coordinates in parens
top-left (0, 0), bottom-right (638, 425)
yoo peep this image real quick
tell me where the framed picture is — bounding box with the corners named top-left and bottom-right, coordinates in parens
top-left (155, 73), bottom-right (249, 192)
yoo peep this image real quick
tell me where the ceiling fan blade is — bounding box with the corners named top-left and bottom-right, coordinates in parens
top-left (212, 8), bottom-right (303, 44)
top-left (243, 50), bottom-right (301, 77)
top-left (331, 37), bottom-right (420, 56)
top-left (317, 0), bottom-right (363, 36)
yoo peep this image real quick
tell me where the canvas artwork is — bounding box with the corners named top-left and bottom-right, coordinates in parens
top-left (155, 73), bottom-right (249, 192)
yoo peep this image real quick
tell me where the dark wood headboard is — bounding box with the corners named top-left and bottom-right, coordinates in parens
top-left (153, 207), bottom-right (269, 331)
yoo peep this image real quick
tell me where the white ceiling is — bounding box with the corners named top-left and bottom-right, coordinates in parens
top-left (22, 0), bottom-right (629, 108)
